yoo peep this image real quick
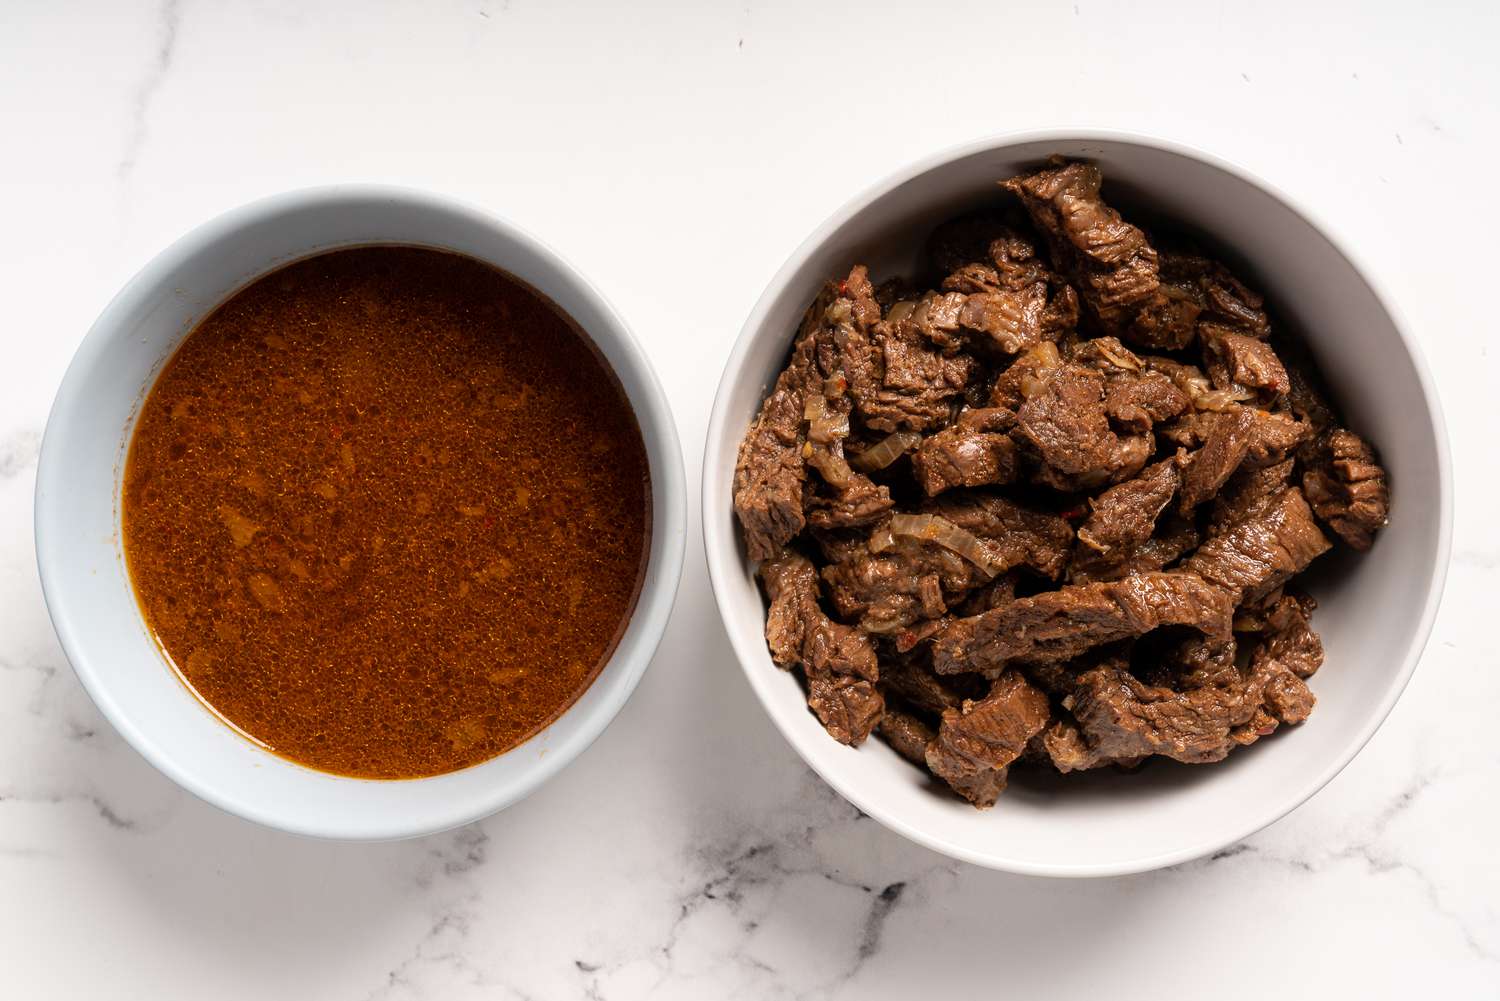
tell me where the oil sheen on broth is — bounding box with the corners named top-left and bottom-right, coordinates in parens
top-left (123, 247), bottom-right (650, 778)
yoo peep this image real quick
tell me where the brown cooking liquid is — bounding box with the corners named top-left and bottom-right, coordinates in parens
top-left (122, 247), bottom-right (650, 778)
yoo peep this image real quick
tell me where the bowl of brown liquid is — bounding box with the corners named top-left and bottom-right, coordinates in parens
top-left (36, 188), bottom-right (686, 839)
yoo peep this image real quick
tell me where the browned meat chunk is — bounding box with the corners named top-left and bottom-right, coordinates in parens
top-left (878, 650), bottom-right (984, 716)
top-left (1230, 593), bottom-right (1324, 746)
top-left (1068, 336), bottom-right (1190, 431)
top-left (830, 268), bottom-right (975, 432)
top-left (733, 296), bottom-right (825, 561)
top-left (1072, 458), bottom-right (1182, 579)
top-left (1204, 332), bottom-right (1290, 398)
top-left (1163, 407), bottom-right (1308, 472)
top-left (894, 290), bottom-right (967, 353)
top-left (1178, 407), bottom-right (1259, 513)
top-left (933, 571), bottom-right (1234, 675)
top-left (1042, 715), bottom-right (1145, 772)
top-left (807, 673), bottom-right (885, 746)
top-left (1208, 459), bottom-right (1295, 536)
top-left (805, 471), bottom-right (893, 532)
top-left (1064, 666), bottom-right (1248, 766)
top-left (761, 550), bottom-right (878, 681)
top-left (1184, 488), bottom-right (1330, 602)
top-left (927, 491), bottom-right (1075, 580)
top-left (925, 672), bottom-right (1051, 807)
top-left (1302, 428), bottom-right (1390, 550)
top-left (1135, 250), bottom-right (1272, 348)
top-left (1003, 160), bottom-right (1161, 338)
top-left (911, 408), bottom-right (1018, 495)
top-left (1016, 361), bottom-right (1152, 491)
top-left (759, 550), bottom-right (883, 745)
top-left (990, 341), bottom-right (1063, 410)
top-left (1073, 515), bottom-right (1199, 584)
top-left (878, 709), bottom-right (936, 766)
top-left (822, 492), bottom-right (1072, 633)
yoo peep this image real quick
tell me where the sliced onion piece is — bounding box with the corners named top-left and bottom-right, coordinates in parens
top-left (1097, 339), bottom-right (1142, 371)
top-left (806, 448), bottom-right (854, 489)
top-left (803, 393), bottom-right (850, 444)
top-left (1195, 387), bottom-right (1257, 412)
top-left (886, 300), bottom-right (917, 324)
top-left (850, 431), bottom-right (922, 472)
top-left (887, 513), bottom-right (1005, 577)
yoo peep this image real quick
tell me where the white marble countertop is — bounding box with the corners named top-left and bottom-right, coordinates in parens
top-left (3, 1), bottom-right (1496, 996)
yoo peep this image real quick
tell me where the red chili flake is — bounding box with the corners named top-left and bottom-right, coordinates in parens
top-left (895, 630), bottom-right (917, 653)
top-left (1256, 725), bottom-right (1277, 736)
top-left (838, 280), bottom-right (848, 295)
top-left (1061, 505), bottom-right (1088, 522)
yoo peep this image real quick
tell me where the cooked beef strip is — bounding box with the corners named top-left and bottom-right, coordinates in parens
top-left (821, 492), bottom-right (1072, 632)
top-left (732, 290), bottom-right (830, 561)
top-left (1257, 592), bottom-right (1324, 679)
top-left (1204, 331), bottom-right (1290, 399)
top-left (1062, 665), bottom-right (1248, 766)
top-left (1072, 515), bottom-right (1199, 584)
top-left (761, 550), bottom-right (878, 681)
top-left (926, 490), bottom-right (1075, 580)
top-left (1208, 459), bottom-right (1295, 536)
top-left (990, 341), bottom-right (1063, 410)
top-left (1042, 715), bottom-right (1145, 772)
top-left (829, 267), bottom-right (976, 432)
top-left (1228, 593), bottom-right (1323, 746)
top-left (1162, 407), bottom-right (1308, 474)
top-left (1183, 487), bottom-right (1330, 603)
top-left (895, 290), bottom-right (968, 353)
top-left (932, 571), bottom-right (1234, 676)
top-left (759, 550), bottom-right (884, 745)
top-left (925, 671), bottom-right (1051, 807)
top-left (926, 211), bottom-right (1026, 277)
top-left (1067, 336), bottom-right (1190, 432)
top-left (913, 219), bottom-right (1081, 358)
top-left (1074, 457), bottom-right (1183, 572)
top-left (952, 573), bottom-right (1019, 617)
top-left (878, 649), bottom-right (985, 717)
top-left (806, 673), bottom-right (885, 747)
top-left (1015, 360), bottom-right (1152, 491)
top-left (1178, 407), bottom-right (1260, 514)
top-left (911, 407), bottom-right (1019, 495)
top-left (1302, 427), bottom-right (1390, 550)
top-left (879, 708), bottom-right (936, 766)
top-left (1002, 160), bottom-right (1162, 339)
top-left (805, 471), bottom-right (894, 532)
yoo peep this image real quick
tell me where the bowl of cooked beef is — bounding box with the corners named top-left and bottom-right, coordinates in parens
top-left (703, 131), bottom-right (1450, 876)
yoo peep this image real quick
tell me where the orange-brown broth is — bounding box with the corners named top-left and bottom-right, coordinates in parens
top-left (122, 246), bottom-right (650, 778)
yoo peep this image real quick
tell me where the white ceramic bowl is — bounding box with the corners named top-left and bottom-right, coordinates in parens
top-left (37, 187), bottom-right (686, 840)
top-left (703, 130), bottom-right (1451, 877)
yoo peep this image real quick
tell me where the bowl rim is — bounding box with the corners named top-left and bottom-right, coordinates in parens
top-left (35, 183), bottom-right (688, 841)
top-left (701, 127), bottom-right (1453, 877)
